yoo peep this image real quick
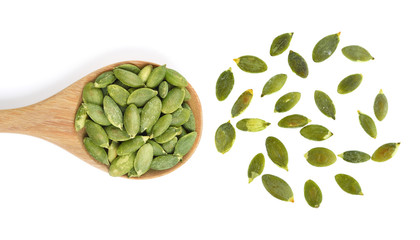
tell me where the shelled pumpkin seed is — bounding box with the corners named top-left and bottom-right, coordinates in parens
top-left (231, 89), bottom-right (253, 118)
top-left (262, 174), bottom-right (294, 202)
top-left (300, 124), bottom-right (333, 141)
top-left (216, 68), bottom-right (234, 101)
top-left (371, 142), bottom-right (400, 162)
top-left (312, 32), bottom-right (340, 63)
top-left (358, 111), bottom-right (377, 139)
top-left (261, 74), bottom-right (287, 97)
top-left (265, 136), bottom-right (288, 171)
top-left (304, 180), bottom-right (322, 208)
top-left (270, 32), bottom-right (293, 56)
top-left (288, 50), bottom-right (308, 78)
top-left (374, 89), bottom-right (388, 121)
top-left (236, 118), bottom-right (271, 132)
top-left (248, 153), bottom-right (265, 183)
top-left (215, 121), bottom-right (236, 154)
top-left (342, 45), bottom-right (374, 62)
top-left (338, 151), bottom-right (371, 163)
top-left (335, 174), bottom-right (363, 195)
top-left (274, 92), bottom-right (301, 113)
top-left (233, 55), bottom-right (267, 73)
top-left (304, 147), bottom-right (336, 167)
top-left (278, 114), bottom-right (310, 128)
top-left (337, 74), bottom-right (363, 94)
top-left (314, 90), bottom-right (336, 120)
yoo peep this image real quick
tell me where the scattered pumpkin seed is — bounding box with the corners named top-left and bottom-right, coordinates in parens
top-left (162, 87), bottom-right (185, 114)
top-left (103, 95), bottom-right (123, 129)
top-left (146, 65), bottom-right (167, 88)
top-left (113, 68), bottom-right (143, 88)
top-left (312, 32), bottom-right (340, 62)
top-left (337, 74), bottom-right (363, 94)
top-left (300, 124), bottom-right (333, 141)
top-left (94, 71), bottom-right (116, 88)
top-left (304, 180), bottom-right (322, 208)
top-left (74, 105), bottom-right (88, 131)
top-left (248, 153), bottom-right (265, 183)
top-left (82, 82), bottom-right (103, 105)
top-left (314, 90), bottom-right (336, 120)
top-left (109, 152), bottom-right (136, 177)
top-left (270, 32), bottom-right (293, 56)
top-left (84, 137), bottom-right (109, 166)
top-left (133, 143), bottom-right (154, 176)
top-left (127, 88), bottom-right (158, 107)
top-left (138, 65), bottom-right (153, 84)
top-left (84, 103), bottom-right (111, 126)
top-left (174, 132), bottom-right (197, 158)
top-left (342, 45), bottom-right (374, 62)
top-left (261, 74), bottom-right (287, 97)
top-left (215, 68), bottom-right (234, 101)
top-left (236, 118), bottom-right (271, 132)
top-left (231, 89), bottom-right (253, 118)
top-left (117, 136), bottom-right (148, 156)
top-left (278, 114), bottom-right (310, 128)
top-left (140, 96), bottom-right (162, 133)
top-left (215, 121), bottom-right (236, 154)
top-left (115, 64), bottom-right (141, 74)
top-left (165, 68), bottom-right (189, 87)
top-left (265, 136), bottom-right (288, 171)
top-left (288, 50), bottom-right (309, 78)
top-left (262, 174), bottom-right (294, 202)
top-left (107, 84), bottom-right (130, 107)
top-left (338, 151), bottom-right (371, 163)
top-left (274, 92), bottom-right (301, 113)
top-left (374, 89), bottom-right (388, 121)
top-left (358, 111), bottom-right (377, 139)
top-left (158, 81), bottom-right (169, 99)
top-left (304, 147), bottom-right (336, 167)
top-left (233, 55), bottom-right (267, 73)
top-left (371, 142), bottom-right (400, 162)
top-left (150, 155), bottom-right (180, 170)
top-left (84, 120), bottom-right (109, 148)
top-left (335, 174), bottom-right (363, 195)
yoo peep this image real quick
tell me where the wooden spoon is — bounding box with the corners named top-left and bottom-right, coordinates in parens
top-left (0, 60), bottom-right (202, 179)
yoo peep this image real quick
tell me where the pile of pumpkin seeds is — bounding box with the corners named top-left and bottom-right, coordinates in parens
top-left (215, 32), bottom-right (400, 208)
top-left (75, 63), bottom-right (197, 177)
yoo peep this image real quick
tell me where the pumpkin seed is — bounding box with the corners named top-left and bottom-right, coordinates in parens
top-left (138, 65), bottom-right (153, 84)
top-left (162, 87), bottom-right (185, 114)
top-left (151, 114), bottom-right (173, 138)
top-left (82, 82), bottom-right (103, 105)
top-left (300, 124), bottom-right (333, 141)
top-left (158, 81), bottom-right (169, 98)
top-left (154, 127), bottom-right (181, 144)
top-left (288, 50), bottom-right (309, 78)
top-left (140, 96), bottom-right (162, 133)
top-left (178, 126), bottom-right (188, 138)
top-left (261, 74), bottom-right (287, 97)
top-left (265, 136), bottom-right (288, 171)
top-left (183, 88), bottom-right (191, 102)
top-left (107, 84), bottom-right (130, 107)
top-left (278, 114), bottom-right (310, 128)
top-left (84, 120), bottom-right (109, 148)
top-left (174, 131), bottom-right (197, 157)
top-left (94, 71), bottom-right (116, 88)
top-left (150, 155), bottom-right (180, 170)
top-left (83, 137), bottom-right (109, 166)
top-left (312, 32), bottom-right (340, 63)
top-left (84, 103), bottom-right (111, 126)
top-left (124, 104), bottom-right (140, 138)
top-left (304, 180), bottom-right (322, 208)
top-left (274, 92), bottom-right (301, 113)
top-left (127, 88), bottom-right (158, 107)
top-left (127, 168), bottom-right (140, 178)
top-left (374, 89), bottom-right (388, 121)
top-left (372, 142), bottom-right (400, 162)
top-left (109, 152), bottom-right (136, 177)
top-left (182, 103), bottom-right (196, 132)
top-left (231, 89), bottom-right (253, 118)
top-left (162, 137), bottom-right (178, 154)
top-left (146, 65), bottom-right (167, 88)
top-left (337, 74), bottom-right (363, 94)
top-left (103, 95), bottom-right (123, 129)
top-left (117, 136), bottom-right (148, 156)
top-left (261, 174), bottom-right (294, 202)
top-left (215, 121), bottom-right (236, 154)
top-left (248, 153), bottom-right (265, 183)
top-left (74, 105), bottom-right (87, 131)
top-left (233, 55), bottom-right (267, 73)
top-left (147, 139), bottom-right (167, 156)
top-left (108, 141), bottom-right (119, 163)
top-left (171, 108), bottom-right (190, 127)
top-left (165, 68), bottom-right (189, 87)
top-left (114, 80), bottom-right (131, 89)
top-left (215, 68), bottom-right (234, 101)
top-left (105, 126), bottom-right (131, 142)
top-left (115, 64), bottom-right (141, 74)
top-left (338, 151), bottom-right (370, 163)
top-left (134, 143), bottom-right (154, 176)
top-left (270, 32), bottom-right (293, 56)
top-left (304, 147), bottom-right (336, 167)
top-left (335, 174), bottom-right (363, 195)
top-left (342, 45), bottom-right (374, 62)
top-left (314, 90), bottom-right (336, 120)
top-left (113, 68), bottom-right (143, 87)
top-left (236, 118), bottom-right (271, 132)
top-left (358, 111), bottom-right (377, 139)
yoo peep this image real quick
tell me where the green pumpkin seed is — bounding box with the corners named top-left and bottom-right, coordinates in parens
top-left (117, 136), bottom-right (148, 156)
top-left (127, 168), bottom-right (140, 178)
top-left (231, 89), bottom-right (253, 118)
top-left (342, 45), bottom-right (374, 62)
top-left (304, 147), bottom-right (336, 167)
top-left (178, 126), bottom-right (188, 138)
top-left (113, 68), bottom-right (143, 88)
top-left (174, 131), bottom-right (197, 157)
top-left (216, 68), bottom-right (234, 101)
top-left (109, 152), bottom-right (136, 177)
top-left (358, 111), bottom-right (377, 139)
top-left (114, 80), bottom-right (131, 89)
top-left (146, 65), bottom-right (167, 88)
top-left (162, 87), bottom-right (185, 114)
top-left (83, 137), bottom-right (109, 166)
top-left (335, 174), bottom-right (363, 195)
top-left (300, 124), bottom-right (333, 141)
top-left (147, 140), bottom-right (167, 156)
top-left (374, 89), bottom-right (388, 121)
top-left (215, 121), bottom-right (236, 154)
top-left (162, 137), bottom-right (177, 154)
top-left (84, 120), bottom-right (109, 148)
top-left (115, 63), bottom-right (140, 74)
top-left (150, 155), bottom-right (180, 170)
top-left (274, 92), bottom-right (301, 113)
top-left (133, 143), bottom-right (154, 176)
top-left (314, 90), bottom-right (336, 120)
top-left (140, 96), bottom-right (162, 133)
top-left (84, 103), bottom-right (111, 126)
top-left (304, 180), bottom-right (322, 208)
top-left (262, 174), bottom-right (294, 202)
top-left (265, 136), bottom-right (288, 171)
top-left (126, 88), bottom-right (158, 107)
top-left (338, 151), bottom-right (371, 163)
top-left (124, 104), bottom-right (140, 138)
top-left (261, 74), bottom-right (287, 97)
top-left (288, 50), bottom-right (309, 78)
top-left (151, 114), bottom-right (173, 138)
top-left (107, 84), bottom-right (130, 107)
top-left (312, 32), bottom-right (340, 63)
top-left (183, 88), bottom-right (191, 102)
top-left (236, 118), bottom-right (271, 132)
top-left (103, 96), bottom-right (123, 129)
top-left (233, 55), bottom-right (267, 73)
top-left (270, 32), bottom-right (293, 56)
top-left (138, 65), bottom-right (153, 84)
top-left (171, 108), bottom-right (190, 127)
top-left (372, 142), bottom-right (400, 162)
top-left (74, 105), bottom-right (87, 131)
top-left (105, 126), bottom-right (131, 142)
top-left (165, 68), bottom-right (189, 87)
top-left (278, 114), bottom-right (311, 128)
top-left (82, 82), bottom-right (103, 105)
top-left (248, 153), bottom-right (265, 183)
top-left (154, 127), bottom-right (181, 144)
top-left (158, 81), bottom-right (169, 98)
top-left (182, 103), bottom-right (196, 132)
top-left (108, 141), bottom-right (119, 163)
top-left (94, 71), bottom-right (116, 88)
top-left (337, 74), bottom-right (363, 94)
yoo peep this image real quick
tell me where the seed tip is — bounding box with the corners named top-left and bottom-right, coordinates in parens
top-left (233, 58), bottom-right (240, 64)
top-left (359, 192), bottom-right (364, 196)
top-left (379, 89), bottom-right (384, 94)
top-left (304, 152), bottom-right (309, 159)
top-left (228, 67), bottom-right (232, 71)
top-left (337, 32), bottom-right (341, 36)
top-left (338, 153), bottom-right (344, 158)
top-left (290, 32), bottom-right (294, 36)
top-left (357, 110), bottom-right (361, 114)
top-left (248, 178), bottom-right (253, 184)
top-left (247, 89), bottom-right (253, 94)
top-left (289, 197), bottom-right (294, 203)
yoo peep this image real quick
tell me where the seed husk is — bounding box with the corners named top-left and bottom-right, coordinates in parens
top-left (162, 137), bottom-right (178, 154)
top-left (274, 92), bottom-right (301, 113)
top-left (304, 180), bottom-right (322, 208)
top-left (265, 136), bottom-right (288, 171)
top-left (154, 127), bottom-right (181, 144)
top-left (314, 90), bottom-right (336, 120)
top-left (127, 88), bottom-right (158, 107)
top-left (300, 124), bottom-right (333, 141)
top-left (236, 118), bottom-right (271, 132)
top-left (138, 65), bottom-right (153, 84)
top-left (103, 95), bottom-right (123, 129)
top-left (162, 87), bottom-right (185, 114)
top-left (105, 126), bottom-right (131, 142)
top-left (170, 108), bottom-right (190, 127)
top-left (151, 114), bottom-right (173, 138)
top-left (337, 74), bottom-right (363, 94)
top-left (124, 104), bottom-right (140, 138)
top-left (109, 152), bottom-right (136, 177)
top-left (165, 68), bottom-right (189, 87)
top-left (270, 32), bottom-right (293, 56)
top-left (182, 103), bottom-right (196, 132)
top-left (335, 174), bottom-right (363, 195)
top-left (107, 84), bottom-right (130, 107)
top-left (140, 96), bottom-right (162, 133)
top-left (146, 65), bottom-right (167, 88)
top-left (83, 137), bottom-right (109, 166)
top-left (248, 153), bottom-right (265, 183)
top-left (82, 82), bottom-right (103, 105)
top-left (342, 45), bottom-right (374, 62)
top-left (312, 32), bottom-right (340, 63)
top-left (108, 141), bottom-right (119, 163)
top-left (278, 114), bottom-right (311, 128)
top-left (216, 68), bottom-right (234, 101)
top-left (113, 68), bottom-right (143, 88)
top-left (231, 89), bottom-right (253, 118)
top-left (233, 55), bottom-right (267, 73)
top-left (74, 105), bottom-right (88, 131)
top-left (150, 155), bottom-right (181, 170)
top-left (117, 136), bottom-right (148, 156)
top-left (371, 142), bottom-right (400, 162)
top-left (84, 103), bottom-right (111, 126)
top-left (261, 174), bottom-right (294, 202)
top-left (261, 74), bottom-right (287, 97)
top-left (115, 63), bottom-right (141, 74)
top-left (304, 147), bottom-right (336, 167)
top-left (374, 89), bottom-right (388, 121)
top-left (84, 120), bottom-right (109, 148)
top-left (134, 143), bottom-right (154, 176)
top-left (338, 151), bottom-right (371, 163)
top-left (94, 71), bottom-right (116, 88)
top-left (288, 50), bottom-right (309, 78)
top-left (158, 81), bottom-right (169, 99)
top-left (215, 121), bottom-right (236, 154)
top-left (174, 131), bottom-right (197, 157)
top-left (358, 111), bottom-right (377, 139)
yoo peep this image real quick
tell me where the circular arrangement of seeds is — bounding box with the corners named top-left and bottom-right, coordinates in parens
top-left (215, 32), bottom-right (400, 208)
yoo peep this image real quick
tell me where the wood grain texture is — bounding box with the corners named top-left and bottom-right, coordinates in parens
top-left (0, 60), bottom-right (202, 179)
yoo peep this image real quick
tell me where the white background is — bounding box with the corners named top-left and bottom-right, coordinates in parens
top-left (0, 0), bottom-right (419, 239)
